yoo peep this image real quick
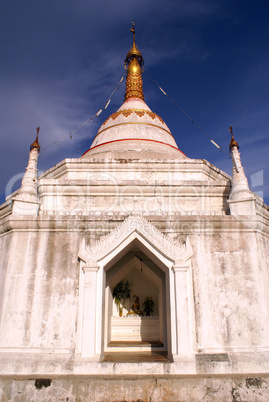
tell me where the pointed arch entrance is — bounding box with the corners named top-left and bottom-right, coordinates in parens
top-left (103, 235), bottom-right (171, 356)
top-left (77, 216), bottom-right (195, 362)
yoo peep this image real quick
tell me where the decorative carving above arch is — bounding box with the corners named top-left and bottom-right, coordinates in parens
top-left (78, 215), bottom-right (193, 268)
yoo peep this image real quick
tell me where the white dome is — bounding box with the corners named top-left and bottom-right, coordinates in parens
top-left (82, 98), bottom-right (186, 160)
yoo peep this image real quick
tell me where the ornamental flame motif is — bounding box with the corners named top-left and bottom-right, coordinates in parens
top-left (102, 109), bottom-right (165, 125)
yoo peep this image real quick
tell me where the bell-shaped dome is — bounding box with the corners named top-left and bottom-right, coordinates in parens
top-left (82, 23), bottom-right (186, 160)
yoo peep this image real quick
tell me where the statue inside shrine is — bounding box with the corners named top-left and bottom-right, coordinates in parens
top-left (128, 295), bottom-right (143, 316)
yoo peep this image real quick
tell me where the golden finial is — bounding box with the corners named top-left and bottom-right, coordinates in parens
top-left (30, 126), bottom-right (41, 153)
top-left (124, 20), bottom-right (143, 68)
top-left (229, 125), bottom-right (239, 152)
top-left (124, 21), bottom-right (144, 101)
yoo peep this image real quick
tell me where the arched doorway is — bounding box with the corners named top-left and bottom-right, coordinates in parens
top-left (77, 216), bottom-right (195, 362)
top-left (103, 242), bottom-right (169, 357)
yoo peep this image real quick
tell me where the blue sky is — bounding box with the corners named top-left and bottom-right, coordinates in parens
top-left (0, 0), bottom-right (268, 205)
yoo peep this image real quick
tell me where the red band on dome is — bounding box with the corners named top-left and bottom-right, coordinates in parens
top-left (82, 138), bottom-right (187, 157)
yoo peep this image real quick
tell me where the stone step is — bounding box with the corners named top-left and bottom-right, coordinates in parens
top-left (102, 351), bottom-right (170, 363)
top-left (108, 341), bottom-right (164, 348)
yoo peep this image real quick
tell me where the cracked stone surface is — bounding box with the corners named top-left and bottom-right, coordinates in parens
top-left (1, 375), bottom-right (269, 401)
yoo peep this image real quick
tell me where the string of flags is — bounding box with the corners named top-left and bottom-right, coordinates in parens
top-left (145, 67), bottom-right (268, 193)
top-left (40, 67), bottom-right (227, 156)
top-left (144, 67), bottom-right (229, 156)
top-left (40, 72), bottom-right (126, 154)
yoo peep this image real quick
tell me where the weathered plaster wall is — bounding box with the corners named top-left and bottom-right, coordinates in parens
top-left (1, 221), bottom-right (269, 354)
top-left (191, 231), bottom-right (269, 350)
top-left (0, 233), bottom-right (12, 324)
top-left (38, 158), bottom-right (231, 215)
top-left (1, 375), bottom-right (269, 401)
top-left (0, 231), bottom-right (81, 349)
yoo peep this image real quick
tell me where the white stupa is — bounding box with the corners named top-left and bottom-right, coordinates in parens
top-left (0, 22), bottom-right (269, 401)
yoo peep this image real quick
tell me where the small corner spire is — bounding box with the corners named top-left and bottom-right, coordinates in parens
top-left (12, 126), bottom-right (40, 214)
top-left (229, 125), bottom-right (239, 152)
top-left (124, 20), bottom-right (144, 101)
top-left (227, 124), bottom-right (256, 215)
top-left (30, 126), bottom-right (41, 153)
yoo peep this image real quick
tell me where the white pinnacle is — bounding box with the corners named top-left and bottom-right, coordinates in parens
top-left (12, 128), bottom-right (40, 215)
top-left (228, 126), bottom-right (256, 215)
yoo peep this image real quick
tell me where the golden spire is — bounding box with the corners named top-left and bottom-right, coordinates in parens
top-left (124, 21), bottom-right (144, 101)
top-left (229, 125), bottom-right (239, 152)
top-left (30, 126), bottom-right (41, 153)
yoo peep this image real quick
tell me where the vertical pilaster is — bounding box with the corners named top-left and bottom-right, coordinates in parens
top-left (76, 261), bottom-right (85, 354)
top-left (81, 266), bottom-right (99, 358)
top-left (169, 268), bottom-right (177, 356)
top-left (95, 266), bottom-right (104, 356)
top-left (173, 265), bottom-right (196, 358)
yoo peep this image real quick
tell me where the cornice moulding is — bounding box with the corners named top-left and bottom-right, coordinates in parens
top-left (0, 214), bottom-right (268, 236)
